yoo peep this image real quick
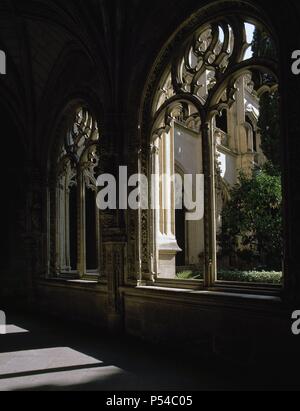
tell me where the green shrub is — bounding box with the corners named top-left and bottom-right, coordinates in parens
top-left (218, 270), bottom-right (282, 285)
top-left (176, 271), bottom-right (203, 280)
top-left (176, 269), bottom-right (282, 284)
top-left (220, 170), bottom-right (283, 271)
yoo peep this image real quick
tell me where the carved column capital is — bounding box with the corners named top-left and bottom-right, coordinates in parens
top-left (150, 143), bottom-right (160, 155)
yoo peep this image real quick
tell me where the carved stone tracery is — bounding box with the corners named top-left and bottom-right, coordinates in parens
top-left (140, 6), bottom-right (279, 284)
top-left (54, 106), bottom-right (100, 277)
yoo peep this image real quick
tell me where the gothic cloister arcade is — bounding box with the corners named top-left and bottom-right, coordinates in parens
top-left (1, 0), bottom-right (300, 391)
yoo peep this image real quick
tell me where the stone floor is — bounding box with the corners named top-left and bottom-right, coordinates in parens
top-left (0, 309), bottom-right (298, 391)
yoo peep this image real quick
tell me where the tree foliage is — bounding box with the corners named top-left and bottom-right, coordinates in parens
top-left (252, 28), bottom-right (281, 173)
top-left (258, 91), bottom-right (281, 174)
top-left (252, 28), bottom-right (277, 60)
top-left (220, 171), bottom-right (283, 271)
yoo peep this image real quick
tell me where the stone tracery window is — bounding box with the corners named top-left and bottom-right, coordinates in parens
top-left (55, 106), bottom-right (100, 278)
top-left (148, 16), bottom-right (282, 287)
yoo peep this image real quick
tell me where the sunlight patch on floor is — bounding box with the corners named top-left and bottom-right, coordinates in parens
top-left (0, 347), bottom-right (129, 391)
top-left (4, 325), bottom-right (29, 335)
top-left (0, 347), bottom-right (103, 375)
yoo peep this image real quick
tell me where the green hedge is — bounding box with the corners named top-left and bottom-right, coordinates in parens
top-left (176, 270), bottom-right (282, 284)
top-left (218, 270), bottom-right (282, 284)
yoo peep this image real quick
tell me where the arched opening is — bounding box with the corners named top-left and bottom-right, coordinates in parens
top-left (175, 165), bottom-right (186, 268)
top-left (145, 6), bottom-right (282, 287)
top-left (246, 115), bottom-right (257, 152)
top-left (215, 110), bottom-right (228, 134)
top-left (50, 104), bottom-right (101, 279)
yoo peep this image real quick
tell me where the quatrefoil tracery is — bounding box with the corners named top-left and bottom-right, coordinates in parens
top-left (57, 107), bottom-right (100, 184)
top-left (152, 19), bottom-right (278, 135)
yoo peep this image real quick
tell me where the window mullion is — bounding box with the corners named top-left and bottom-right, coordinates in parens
top-left (203, 122), bottom-right (217, 288)
top-left (78, 169), bottom-right (86, 278)
top-left (95, 190), bottom-right (101, 277)
top-left (65, 185), bottom-right (71, 271)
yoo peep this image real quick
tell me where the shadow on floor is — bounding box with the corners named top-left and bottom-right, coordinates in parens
top-left (0, 307), bottom-right (299, 391)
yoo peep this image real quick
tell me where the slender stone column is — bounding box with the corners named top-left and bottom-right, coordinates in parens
top-left (150, 141), bottom-right (160, 279)
top-left (77, 169), bottom-right (86, 277)
top-left (65, 187), bottom-right (71, 271)
top-left (56, 183), bottom-right (64, 274)
top-left (156, 128), bottom-right (181, 279)
top-left (203, 122), bottom-right (217, 287)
